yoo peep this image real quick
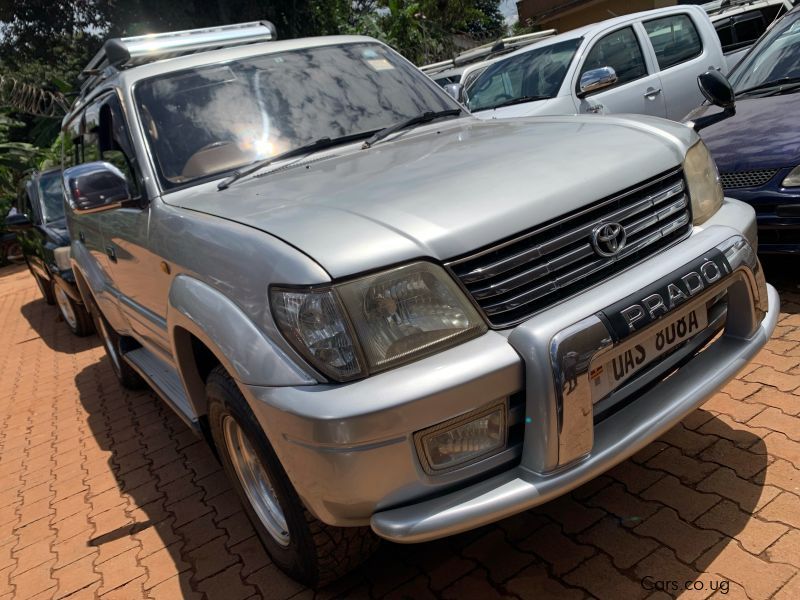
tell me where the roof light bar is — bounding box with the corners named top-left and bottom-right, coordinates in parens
top-left (103, 21), bottom-right (277, 68)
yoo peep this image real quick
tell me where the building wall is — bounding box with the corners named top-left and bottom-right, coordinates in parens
top-left (517, 0), bottom-right (678, 33)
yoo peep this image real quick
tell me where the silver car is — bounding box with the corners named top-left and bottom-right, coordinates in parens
top-left (62, 22), bottom-right (778, 587)
top-left (462, 5), bottom-right (726, 121)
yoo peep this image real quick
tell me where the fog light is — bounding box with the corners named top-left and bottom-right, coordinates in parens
top-left (415, 400), bottom-right (507, 474)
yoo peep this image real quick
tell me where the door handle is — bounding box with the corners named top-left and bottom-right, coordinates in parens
top-left (105, 246), bottom-right (117, 263)
top-left (644, 88), bottom-right (662, 98)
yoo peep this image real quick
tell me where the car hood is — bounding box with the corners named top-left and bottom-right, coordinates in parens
top-left (691, 94), bottom-right (800, 171)
top-left (166, 116), bottom-right (694, 279)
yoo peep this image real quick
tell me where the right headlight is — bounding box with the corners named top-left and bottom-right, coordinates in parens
top-left (271, 262), bottom-right (487, 381)
top-left (684, 140), bottom-right (724, 225)
top-left (782, 165), bottom-right (800, 187)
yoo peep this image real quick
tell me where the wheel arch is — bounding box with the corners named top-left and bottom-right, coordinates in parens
top-left (167, 274), bottom-right (316, 420)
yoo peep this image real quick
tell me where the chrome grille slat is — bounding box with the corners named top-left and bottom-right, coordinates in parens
top-left (456, 180), bottom-right (685, 285)
top-left (471, 244), bottom-right (594, 300)
top-left (448, 170), bottom-right (692, 327)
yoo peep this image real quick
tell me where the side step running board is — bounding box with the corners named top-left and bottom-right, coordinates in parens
top-left (123, 347), bottom-right (201, 434)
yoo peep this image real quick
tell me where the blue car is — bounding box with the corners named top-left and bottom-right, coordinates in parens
top-left (690, 4), bottom-right (800, 253)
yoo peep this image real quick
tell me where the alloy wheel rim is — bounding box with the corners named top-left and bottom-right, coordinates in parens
top-left (222, 415), bottom-right (290, 547)
top-left (55, 286), bottom-right (78, 329)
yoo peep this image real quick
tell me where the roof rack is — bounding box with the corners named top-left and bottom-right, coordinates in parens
top-left (420, 29), bottom-right (557, 75)
top-left (701, 0), bottom-right (766, 16)
top-left (79, 21), bottom-right (276, 95)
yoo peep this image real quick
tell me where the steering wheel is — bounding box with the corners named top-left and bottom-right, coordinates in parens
top-left (493, 94), bottom-right (512, 103)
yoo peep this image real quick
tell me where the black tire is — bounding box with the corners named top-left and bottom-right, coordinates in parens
top-left (33, 271), bottom-right (56, 305)
top-left (206, 365), bottom-right (379, 587)
top-left (87, 296), bottom-right (145, 389)
top-left (53, 280), bottom-right (95, 337)
top-left (5, 241), bottom-right (23, 264)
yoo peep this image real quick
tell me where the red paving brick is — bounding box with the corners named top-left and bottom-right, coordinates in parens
top-left (2, 260), bottom-right (800, 599)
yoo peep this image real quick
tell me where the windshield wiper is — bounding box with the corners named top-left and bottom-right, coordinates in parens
top-left (361, 109), bottom-right (462, 149)
top-left (218, 132), bottom-right (375, 190)
top-left (489, 95), bottom-right (550, 110)
top-left (735, 77), bottom-right (800, 98)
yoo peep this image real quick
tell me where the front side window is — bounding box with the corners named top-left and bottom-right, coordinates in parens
top-left (467, 38), bottom-right (582, 111)
top-left (644, 14), bottom-right (703, 70)
top-left (37, 171), bottom-right (66, 223)
top-left (580, 27), bottom-right (647, 91)
top-left (67, 96), bottom-right (141, 197)
top-left (134, 42), bottom-right (456, 190)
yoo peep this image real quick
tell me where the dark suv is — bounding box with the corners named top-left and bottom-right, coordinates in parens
top-left (7, 168), bottom-right (93, 335)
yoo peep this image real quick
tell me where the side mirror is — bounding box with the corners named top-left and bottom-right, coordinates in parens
top-left (578, 66), bottom-right (618, 97)
top-left (63, 161), bottom-right (132, 214)
top-left (5, 213), bottom-right (33, 232)
top-left (692, 70), bottom-right (736, 132)
top-left (444, 82), bottom-right (466, 104)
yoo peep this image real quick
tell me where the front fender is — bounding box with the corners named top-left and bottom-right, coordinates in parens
top-left (167, 275), bottom-right (315, 407)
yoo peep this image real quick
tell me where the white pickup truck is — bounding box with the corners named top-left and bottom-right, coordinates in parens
top-left (458, 5), bottom-right (726, 121)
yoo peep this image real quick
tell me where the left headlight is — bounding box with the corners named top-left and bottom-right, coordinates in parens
top-left (271, 262), bottom-right (487, 381)
top-left (782, 165), bottom-right (800, 187)
top-left (53, 246), bottom-right (71, 271)
top-left (684, 140), bottom-right (723, 225)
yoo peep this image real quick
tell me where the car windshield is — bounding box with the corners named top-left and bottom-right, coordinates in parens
top-left (37, 171), bottom-right (65, 223)
top-left (466, 38), bottom-right (582, 112)
top-left (728, 11), bottom-right (800, 92)
top-left (135, 42), bottom-right (457, 190)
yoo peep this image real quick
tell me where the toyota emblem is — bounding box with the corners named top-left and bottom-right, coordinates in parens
top-left (591, 222), bottom-right (626, 257)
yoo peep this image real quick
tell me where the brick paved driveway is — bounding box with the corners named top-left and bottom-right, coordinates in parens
top-left (1, 260), bottom-right (799, 600)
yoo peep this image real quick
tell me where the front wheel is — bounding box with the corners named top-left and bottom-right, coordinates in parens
top-left (206, 365), bottom-right (379, 587)
top-left (53, 281), bottom-right (94, 337)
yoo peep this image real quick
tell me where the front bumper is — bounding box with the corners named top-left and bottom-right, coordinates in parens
top-left (244, 199), bottom-right (776, 537)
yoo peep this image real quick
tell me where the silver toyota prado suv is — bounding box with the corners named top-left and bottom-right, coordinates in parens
top-left (62, 22), bottom-right (779, 586)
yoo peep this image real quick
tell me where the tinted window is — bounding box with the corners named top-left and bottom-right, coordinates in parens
top-left (135, 43), bottom-right (456, 189)
top-left (734, 14), bottom-right (766, 47)
top-left (729, 11), bottom-right (800, 91)
top-left (37, 171), bottom-right (66, 223)
top-left (580, 27), bottom-right (647, 90)
top-left (715, 21), bottom-right (735, 51)
top-left (467, 38), bottom-right (582, 111)
top-left (644, 14), bottom-right (703, 70)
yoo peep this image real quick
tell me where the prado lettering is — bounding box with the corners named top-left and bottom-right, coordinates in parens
top-left (604, 251), bottom-right (730, 338)
top-left (621, 260), bottom-right (722, 332)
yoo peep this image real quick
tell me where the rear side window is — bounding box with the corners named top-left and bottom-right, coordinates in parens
top-left (715, 20), bottom-right (735, 51)
top-left (580, 27), bottom-right (647, 89)
top-left (644, 14), bottom-right (703, 70)
top-left (733, 14), bottom-right (766, 48)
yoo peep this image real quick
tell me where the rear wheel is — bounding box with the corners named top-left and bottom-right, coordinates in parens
top-left (53, 281), bottom-right (94, 337)
top-left (88, 297), bottom-right (145, 389)
top-left (206, 365), bottom-right (379, 587)
top-left (4, 241), bottom-right (23, 263)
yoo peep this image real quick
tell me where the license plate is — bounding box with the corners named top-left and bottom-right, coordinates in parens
top-left (589, 304), bottom-right (708, 402)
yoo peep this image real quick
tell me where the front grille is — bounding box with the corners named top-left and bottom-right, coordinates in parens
top-left (448, 169), bottom-right (692, 328)
top-left (720, 169), bottom-right (778, 189)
